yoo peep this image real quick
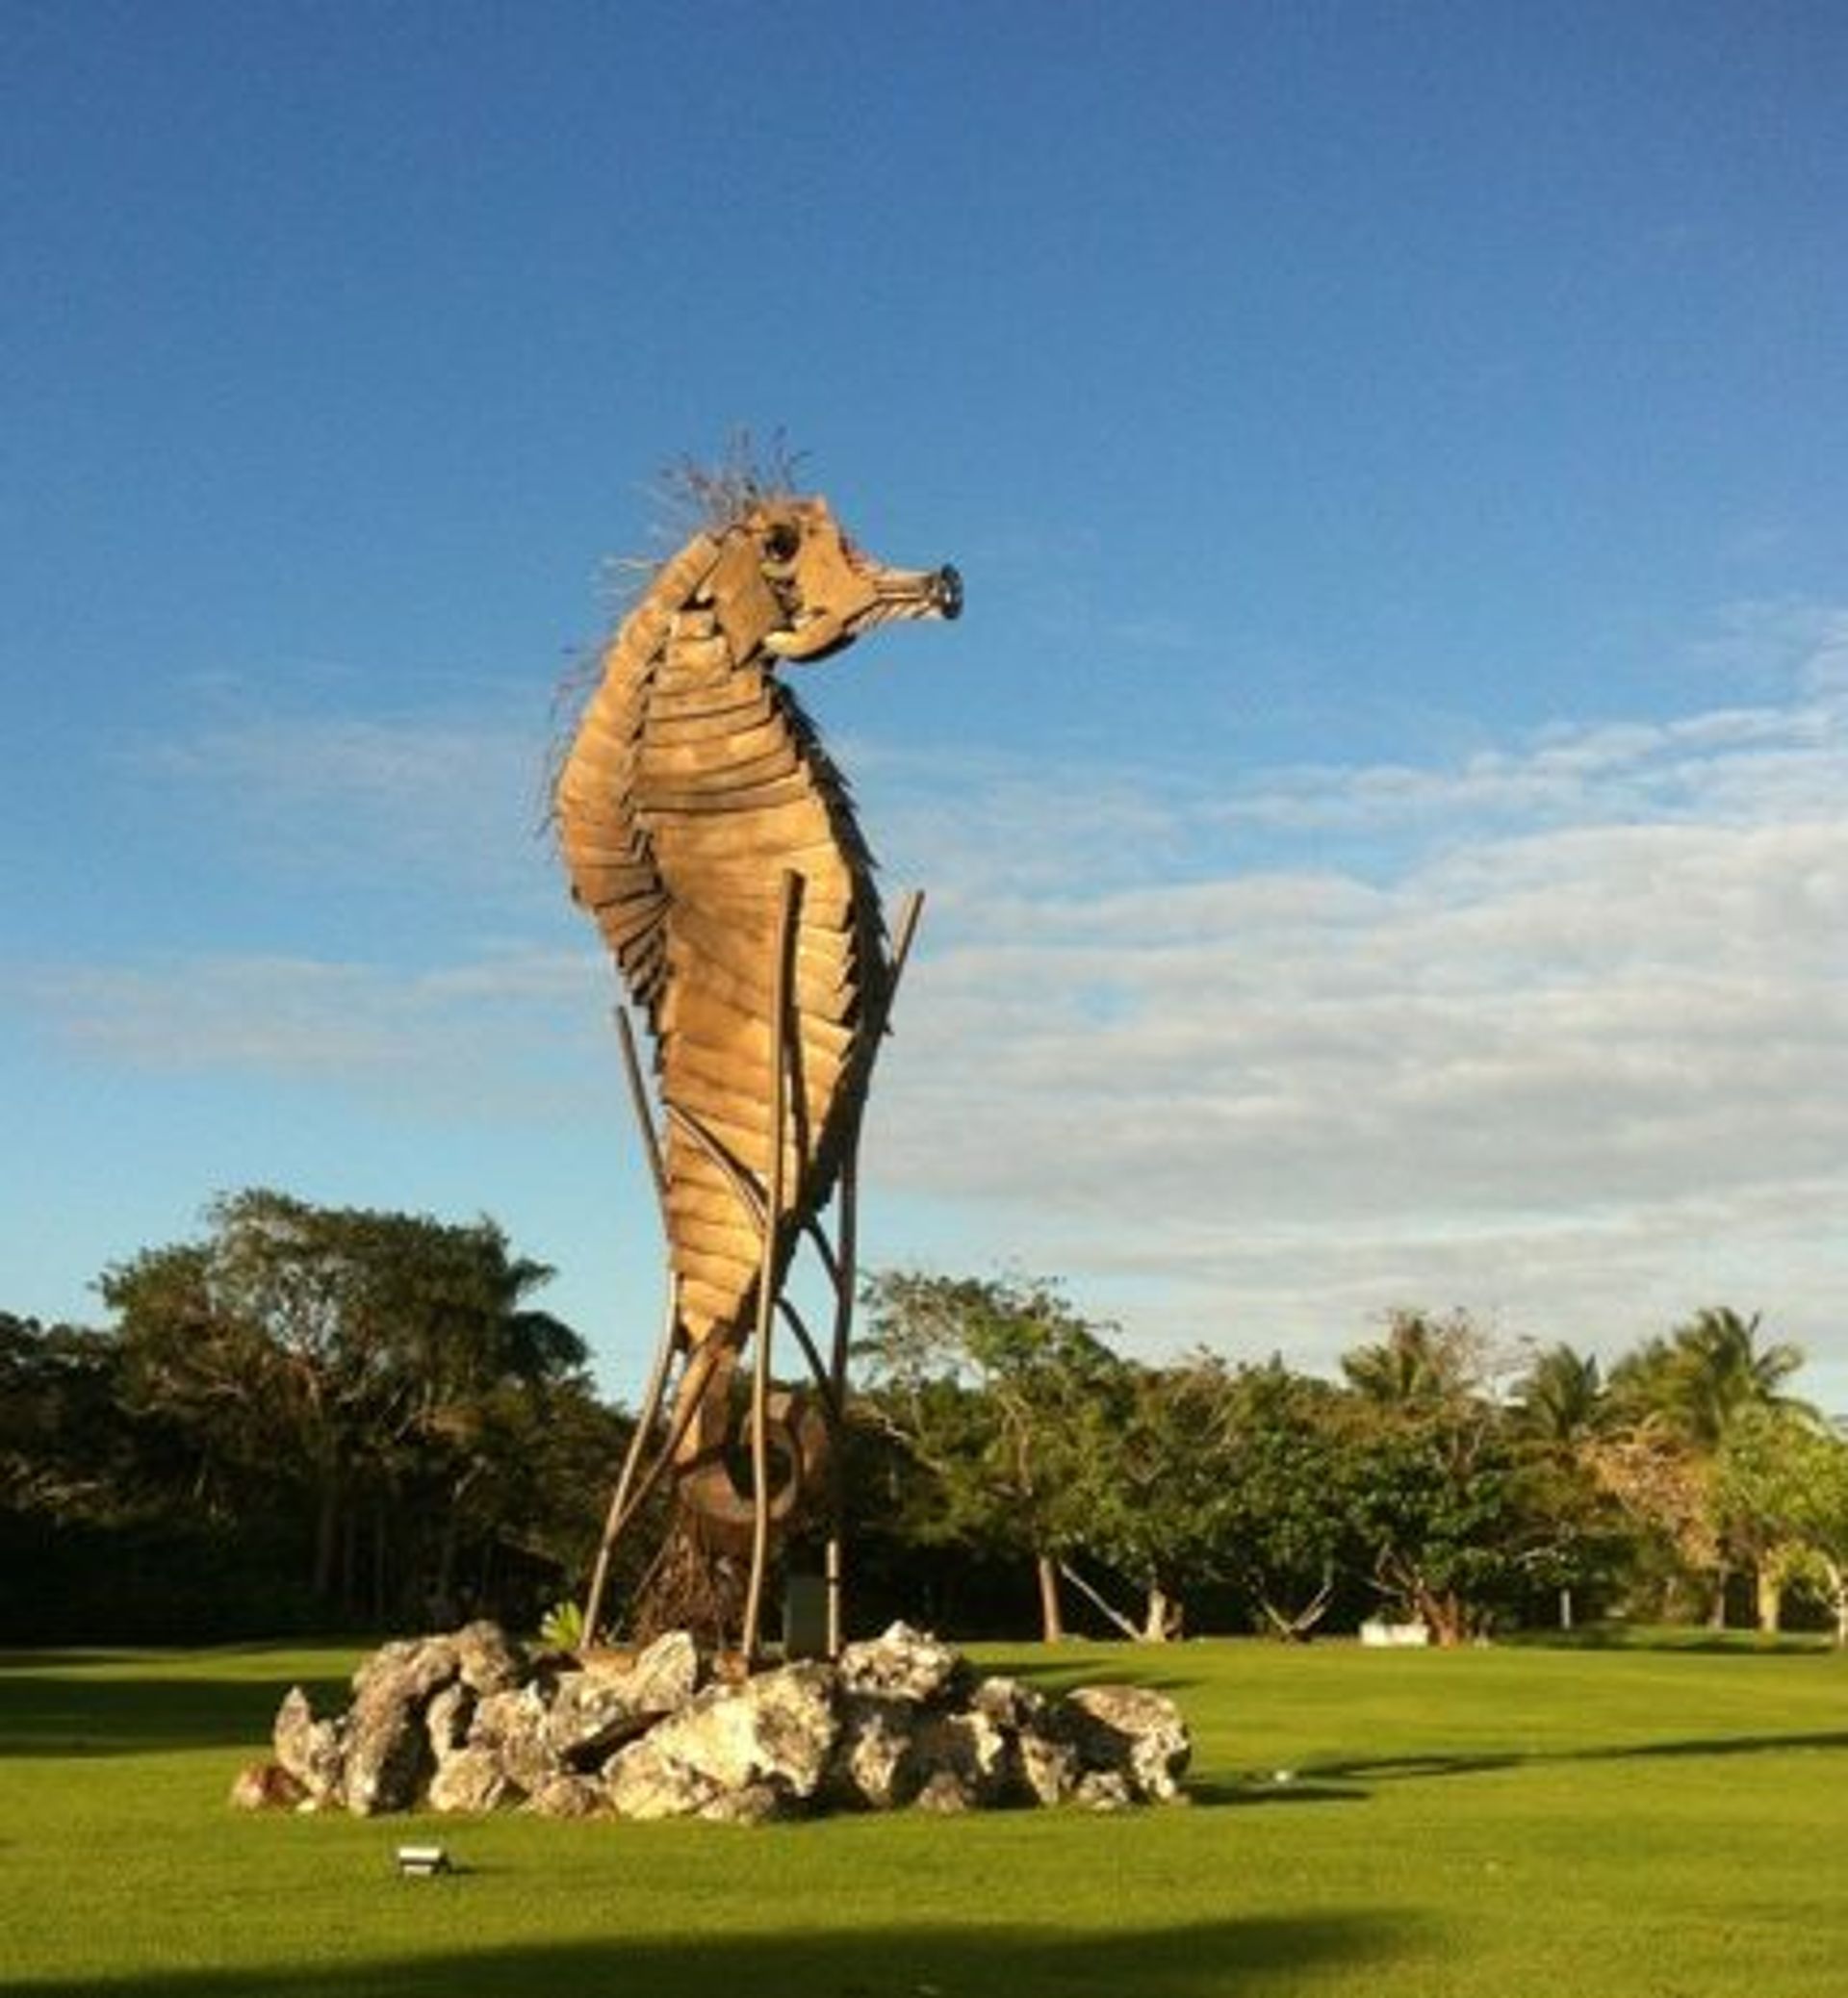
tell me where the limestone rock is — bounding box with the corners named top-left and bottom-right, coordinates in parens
top-left (340, 1629), bottom-right (499, 1815)
top-left (253, 1621), bottom-right (1192, 1826)
top-left (453, 1620), bottom-right (526, 1695)
top-left (913, 1768), bottom-right (974, 1812)
top-left (970, 1674), bottom-right (1045, 1733)
top-left (467, 1683), bottom-right (556, 1797)
top-left (967, 1676), bottom-right (1075, 1805)
top-left (351, 1633), bottom-right (460, 1706)
top-left (271, 1686), bottom-right (345, 1805)
top-left (657, 1661), bottom-right (836, 1795)
top-left (603, 1736), bottom-right (725, 1821)
top-left (700, 1780), bottom-right (797, 1825)
top-left (427, 1744), bottom-right (511, 1815)
top-left (344, 1711), bottom-right (427, 1814)
top-left (524, 1772), bottom-right (607, 1819)
top-left (1073, 1769), bottom-right (1137, 1812)
top-left (827, 1694), bottom-right (918, 1810)
top-left (344, 1659), bottom-right (440, 1816)
top-left (605, 1660), bottom-right (837, 1820)
top-left (1014, 1725), bottom-right (1081, 1806)
top-left (836, 1622), bottom-right (966, 1704)
top-left (548, 1630), bottom-right (701, 1765)
top-left (909, 1708), bottom-right (1010, 1811)
top-left (228, 1760), bottom-right (304, 1811)
top-left (425, 1682), bottom-right (475, 1760)
top-left (601, 1629), bottom-right (702, 1712)
top-left (546, 1672), bottom-right (648, 1765)
top-left (1056, 1683), bottom-right (1192, 1803)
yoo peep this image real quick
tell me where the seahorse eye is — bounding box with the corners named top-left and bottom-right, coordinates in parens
top-left (762, 522), bottom-right (801, 564)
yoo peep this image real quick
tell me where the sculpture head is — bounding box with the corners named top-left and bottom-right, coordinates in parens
top-left (707, 495), bottom-right (961, 664)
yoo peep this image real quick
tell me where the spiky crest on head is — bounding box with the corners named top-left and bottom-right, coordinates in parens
top-left (661, 429), bottom-right (809, 534)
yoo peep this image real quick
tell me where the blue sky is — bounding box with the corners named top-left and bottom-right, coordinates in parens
top-left (5, 1), bottom-right (1845, 1403)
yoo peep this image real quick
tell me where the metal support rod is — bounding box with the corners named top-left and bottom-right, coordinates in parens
top-left (799, 1215), bottom-right (842, 1293)
top-left (825, 1534), bottom-right (843, 1662)
top-left (827, 1164), bottom-right (860, 1422)
top-left (580, 1282), bottom-right (679, 1644)
top-left (822, 887), bottom-right (924, 1657)
top-left (615, 1006), bottom-right (669, 1204)
top-left (585, 885), bottom-right (925, 1658)
top-left (886, 889), bottom-right (927, 1003)
top-left (741, 869), bottom-right (800, 1663)
top-left (580, 1008), bottom-right (682, 1644)
top-left (583, 1078), bottom-right (783, 1633)
top-left (776, 1294), bottom-right (837, 1415)
top-left (825, 1157), bottom-right (857, 1660)
top-left (665, 1104), bottom-right (769, 1231)
top-left (601, 1335), bottom-right (726, 1548)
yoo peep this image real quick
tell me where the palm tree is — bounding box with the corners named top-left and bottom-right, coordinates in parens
top-left (1612, 1308), bottom-right (1806, 1451)
top-left (1607, 1308), bottom-right (1808, 1627)
top-left (1511, 1344), bottom-right (1605, 1446)
top-left (1509, 1344), bottom-right (1611, 1630)
top-left (1340, 1309), bottom-right (1482, 1411)
top-left (1666, 1308), bottom-right (1806, 1449)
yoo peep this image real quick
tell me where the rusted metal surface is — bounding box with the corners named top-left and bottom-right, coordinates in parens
top-left (556, 486), bottom-right (959, 1645)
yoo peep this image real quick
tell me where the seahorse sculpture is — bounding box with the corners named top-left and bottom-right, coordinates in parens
top-left (554, 482), bottom-right (960, 1607)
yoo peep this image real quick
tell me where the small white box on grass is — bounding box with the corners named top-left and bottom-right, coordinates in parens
top-left (395, 1845), bottom-right (451, 1877)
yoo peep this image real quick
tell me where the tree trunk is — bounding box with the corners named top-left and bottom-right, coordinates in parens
top-left (1258, 1567), bottom-right (1335, 1642)
top-left (1056, 1559), bottom-right (1141, 1641)
top-left (1140, 1585), bottom-right (1181, 1643)
top-left (1423, 1588), bottom-right (1469, 1648)
top-left (1824, 1560), bottom-right (1847, 1650)
top-left (1036, 1552), bottom-right (1065, 1643)
top-left (1557, 1584), bottom-right (1575, 1631)
top-left (1755, 1566), bottom-right (1782, 1635)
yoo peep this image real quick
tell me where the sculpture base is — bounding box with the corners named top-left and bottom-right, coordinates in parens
top-left (233, 1620), bottom-right (1192, 1823)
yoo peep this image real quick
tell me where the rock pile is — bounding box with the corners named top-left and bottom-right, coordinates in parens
top-left (237, 1620), bottom-right (1191, 1824)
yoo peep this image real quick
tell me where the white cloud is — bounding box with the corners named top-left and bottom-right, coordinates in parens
top-left (19, 603), bottom-right (1848, 1391)
top-left (13, 946), bottom-right (609, 1119)
top-left (860, 608), bottom-right (1848, 1376)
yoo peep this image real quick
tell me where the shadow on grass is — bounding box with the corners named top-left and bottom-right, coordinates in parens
top-left (981, 1652), bottom-right (1210, 1699)
top-left (0, 1671), bottom-right (349, 1757)
top-left (1311, 1729), bottom-right (1848, 1785)
top-left (1192, 1778), bottom-right (1369, 1806)
top-left (0, 1651), bottom-right (176, 1669)
top-left (4, 1912), bottom-right (1417, 1998)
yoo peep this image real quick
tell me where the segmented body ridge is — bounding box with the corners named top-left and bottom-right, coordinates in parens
top-left (554, 530), bottom-right (886, 1358)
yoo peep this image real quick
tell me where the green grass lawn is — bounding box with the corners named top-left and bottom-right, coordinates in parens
top-left (2, 1634), bottom-right (1844, 1997)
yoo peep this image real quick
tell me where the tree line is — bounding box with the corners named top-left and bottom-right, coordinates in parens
top-left (2, 1191), bottom-right (630, 1640)
top-left (5, 1190), bottom-right (1844, 1647)
top-left (856, 1274), bottom-right (1848, 1647)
